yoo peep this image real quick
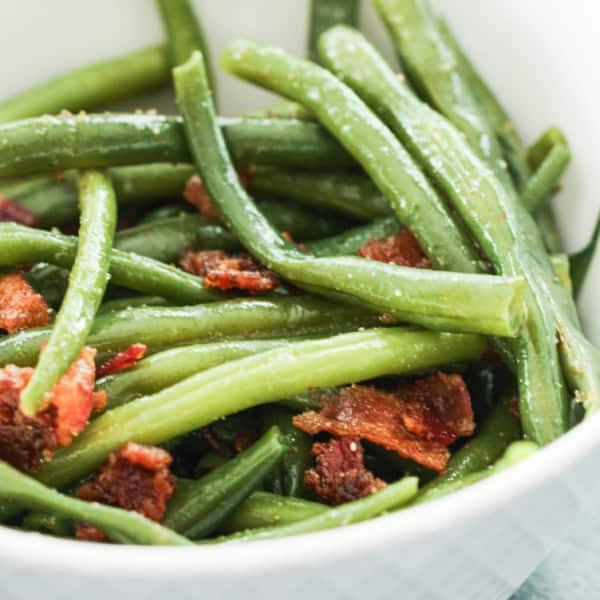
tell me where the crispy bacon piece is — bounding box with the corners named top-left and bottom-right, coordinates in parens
top-left (358, 230), bottom-right (432, 269)
top-left (0, 195), bottom-right (36, 227)
top-left (180, 249), bottom-right (279, 293)
top-left (0, 273), bottom-right (51, 334)
top-left (305, 436), bottom-right (386, 505)
top-left (76, 442), bottom-right (175, 541)
top-left (97, 343), bottom-right (147, 378)
top-left (0, 347), bottom-right (104, 470)
top-left (293, 374), bottom-right (473, 473)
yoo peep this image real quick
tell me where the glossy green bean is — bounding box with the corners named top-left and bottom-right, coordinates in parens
top-left (0, 46), bottom-right (170, 124)
top-left (319, 26), bottom-right (587, 442)
top-left (97, 296), bottom-right (169, 314)
top-left (250, 167), bottom-right (393, 221)
top-left (163, 426), bottom-right (287, 538)
top-left (309, 0), bottom-right (360, 63)
top-left (179, 52), bottom-right (523, 336)
top-left (219, 491), bottom-right (327, 534)
top-left (20, 171), bottom-right (117, 416)
top-left (0, 297), bottom-right (376, 367)
top-left (35, 328), bottom-right (486, 490)
top-left (222, 43), bottom-right (481, 275)
top-left (209, 476), bottom-right (418, 543)
top-left (0, 460), bottom-right (189, 545)
top-left (0, 114), bottom-right (353, 178)
top-left (245, 102), bottom-right (313, 121)
top-left (21, 512), bottom-right (74, 537)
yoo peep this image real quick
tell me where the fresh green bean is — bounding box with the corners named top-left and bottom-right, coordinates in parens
top-left (570, 212), bottom-right (600, 297)
top-left (250, 167), bottom-right (393, 221)
top-left (245, 102), bottom-right (313, 121)
top-left (0, 114), bottom-right (353, 178)
top-left (180, 52), bottom-right (523, 336)
top-left (35, 328), bottom-right (486, 490)
top-left (97, 296), bottom-right (170, 314)
top-left (551, 254), bottom-right (573, 295)
top-left (0, 223), bottom-right (225, 305)
top-left (309, 0), bottom-right (360, 63)
top-left (0, 460), bottom-right (189, 545)
top-left (373, 0), bottom-right (515, 193)
top-left (222, 44), bottom-right (482, 275)
top-left (0, 46), bottom-right (170, 124)
top-left (21, 511), bottom-right (74, 537)
top-left (319, 26), bottom-right (588, 443)
top-left (219, 491), bottom-right (327, 534)
top-left (261, 408), bottom-right (312, 497)
top-left (0, 297), bottom-right (377, 367)
top-left (163, 426), bottom-right (287, 538)
top-left (209, 476), bottom-right (418, 543)
top-left (20, 171), bottom-right (117, 416)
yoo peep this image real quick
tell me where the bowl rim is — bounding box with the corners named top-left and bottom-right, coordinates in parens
top-left (0, 408), bottom-right (597, 577)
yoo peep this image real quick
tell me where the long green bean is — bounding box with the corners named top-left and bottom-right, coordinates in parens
top-left (309, 0), bottom-right (360, 63)
top-left (0, 114), bottom-right (353, 178)
top-left (20, 171), bottom-right (117, 416)
top-left (0, 46), bottom-right (170, 124)
top-left (22, 511), bottom-right (73, 537)
top-left (163, 426), bottom-right (287, 538)
top-left (0, 460), bottom-right (189, 545)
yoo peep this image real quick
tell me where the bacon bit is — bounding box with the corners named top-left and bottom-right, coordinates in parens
top-left (97, 344), bottom-right (147, 378)
top-left (76, 442), bottom-right (175, 541)
top-left (358, 231), bottom-right (432, 269)
top-left (0, 195), bottom-right (36, 227)
top-left (0, 273), bottom-right (51, 334)
top-left (180, 249), bottom-right (279, 294)
top-left (305, 436), bottom-right (386, 505)
top-left (293, 374), bottom-right (474, 473)
top-left (281, 231), bottom-right (308, 253)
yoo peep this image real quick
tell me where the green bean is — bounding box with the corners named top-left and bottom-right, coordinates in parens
top-left (412, 441), bottom-right (538, 506)
top-left (96, 339), bottom-right (293, 410)
top-left (551, 254), bottom-right (573, 295)
top-left (250, 167), bottom-right (393, 221)
top-left (374, 0), bottom-right (515, 193)
top-left (222, 45), bottom-right (482, 275)
top-left (416, 395), bottom-right (520, 503)
top-left (163, 426), bottom-right (287, 538)
top-left (22, 511), bottom-right (74, 537)
top-left (309, 0), bottom-right (360, 63)
top-left (0, 460), bottom-right (189, 545)
top-left (20, 171), bottom-right (117, 416)
top-left (319, 26), bottom-right (589, 443)
top-left (0, 297), bottom-right (376, 367)
top-left (0, 114), bottom-right (353, 178)
top-left (219, 491), bottom-right (327, 534)
top-left (570, 212), bottom-right (600, 297)
top-left (245, 102), bottom-right (313, 121)
top-left (209, 476), bottom-right (418, 543)
top-left (0, 46), bottom-right (170, 124)
top-left (261, 408), bottom-right (312, 497)
top-left (97, 296), bottom-right (170, 314)
top-left (0, 223), bottom-right (224, 305)
top-left (34, 328), bottom-right (486, 490)
top-left (157, 0), bottom-right (216, 102)
top-left (180, 52), bottom-right (523, 336)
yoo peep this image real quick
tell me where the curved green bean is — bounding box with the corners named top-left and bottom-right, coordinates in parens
top-left (309, 0), bottom-right (360, 63)
top-left (0, 46), bottom-right (170, 124)
top-left (20, 171), bottom-right (117, 416)
top-left (163, 426), bottom-right (287, 538)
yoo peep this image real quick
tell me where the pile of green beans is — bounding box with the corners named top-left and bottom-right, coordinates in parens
top-left (0, 0), bottom-right (594, 548)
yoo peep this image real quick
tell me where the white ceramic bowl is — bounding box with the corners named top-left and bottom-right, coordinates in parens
top-left (1, 1), bottom-right (599, 599)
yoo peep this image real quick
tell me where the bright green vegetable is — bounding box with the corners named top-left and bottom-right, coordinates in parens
top-left (22, 512), bottom-right (74, 537)
top-left (180, 51), bottom-right (523, 337)
top-left (309, 0), bottom-right (360, 63)
top-left (0, 460), bottom-right (189, 545)
top-left (209, 476), bottom-right (418, 543)
top-left (551, 254), bottom-right (573, 295)
top-left (97, 296), bottom-right (169, 314)
top-left (0, 46), bottom-right (170, 124)
top-left (20, 171), bottom-right (117, 416)
top-left (163, 426), bottom-right (286, 538)
top-left (34, 328), bottom-right (486, 490)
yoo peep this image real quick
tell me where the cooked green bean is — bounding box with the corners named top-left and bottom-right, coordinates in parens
top-left (163, 426), bottom-right (287, 538)
top-left (245, 102), bottom-right (313, 121)
top-left (0, 460), bottom-right (189, 545)
top-left (180, 52), bottom-right (523, 336)
top-left (0, 114), bottom-right (353, 178)
top-left (309, 0), bottom-right (360, 63)
top-left (208, 476), bottom-right (418, 543)
top-left (374, 0), bottom-right (515, 193)
top-left (97, 296), bottom-right (170, 315)
top-left (551, 254), bottom-right (573, 295)
top-left (219, 491), bottom-right (327, 534)
top-left (22, 512), bottom-right (74, 537)
top-left (318, 26), bottom-right (586, 442)
top-left (0, 46), bottom-right (170, 124)
top-left (570, 212), bottom-right (600, 297)
top-left (20, 171), bottom-right (117, 416)
top-left (0, 297), bottom-right (375, 368)
top-left (222, 44), bottom-right (481, 275)
top-left (35, 328), bottom-right (486, 490)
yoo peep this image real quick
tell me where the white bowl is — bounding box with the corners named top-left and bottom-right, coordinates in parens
top-left (1, 1), bottom-right (599, 599)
